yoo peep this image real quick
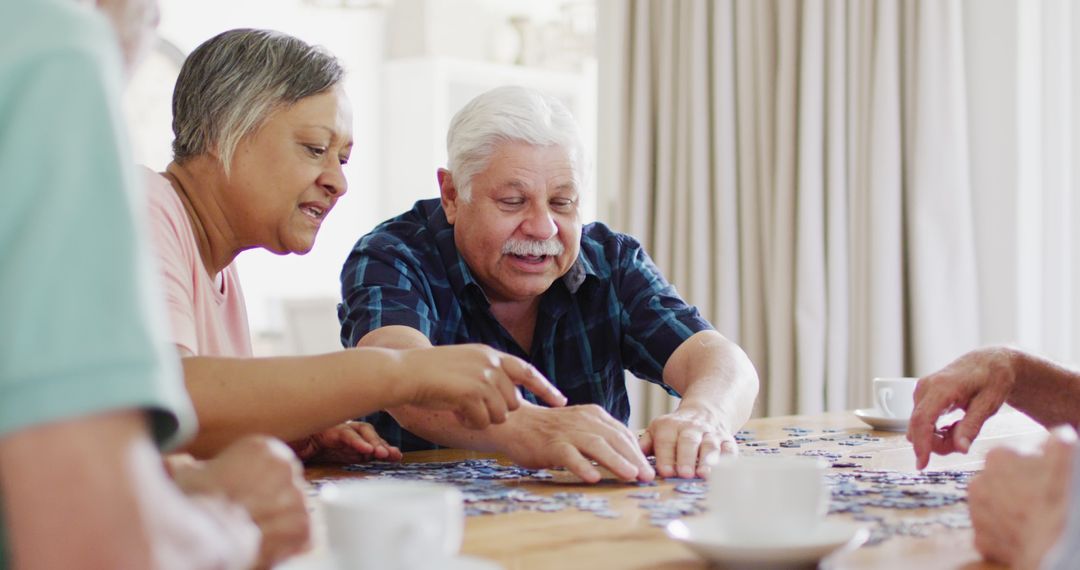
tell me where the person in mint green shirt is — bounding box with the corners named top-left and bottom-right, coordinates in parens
top-left (0, 1), bottom-right (310, 568)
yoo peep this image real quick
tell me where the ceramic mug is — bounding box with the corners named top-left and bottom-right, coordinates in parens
top-left (321, 480), bottom-right (464, 570)
top-left (707, 456), bottom-right (829, 543)
top-left (873, 377), bottom-right (918, 419)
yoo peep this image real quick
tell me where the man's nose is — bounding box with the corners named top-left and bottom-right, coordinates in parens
top-left (521, 203), bottom-right (558, 240)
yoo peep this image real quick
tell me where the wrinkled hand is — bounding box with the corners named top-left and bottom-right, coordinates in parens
top-left (167, 436), bottom-right (311, 570)
top-left (289, 421), bottom-right (402, 464)
top-left (907, 348), bottom-right (1017, 470)
top-left (501, 404), bottom-right (655, 484)
top-left (969, 427), bottom-right (1076, 568)
top-left (640, 406), bottom-right (736, 479)
top-left (399, 344), bottom-right (567, 429)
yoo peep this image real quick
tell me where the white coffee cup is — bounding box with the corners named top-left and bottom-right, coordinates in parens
top-left (320, 480), bottom-right (464, 570)
top-left (873, 377), bottom-right (918, 419)
top-left (707, 456), bottom-right (829, 544)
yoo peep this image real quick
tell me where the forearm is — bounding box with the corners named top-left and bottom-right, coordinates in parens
top-left (664, 330), bottom-right (759, 431)
top-left (0, 411), bottom-right (255, 569)
top-left (387, 402), bottom-right (538, 452)
top-left (182, 348), bottom-right (410, 457)
top-left (1006, 348), bottom-right (1080, 429)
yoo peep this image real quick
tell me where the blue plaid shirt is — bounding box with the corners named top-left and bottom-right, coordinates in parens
top-left (338, 199), bottom-right (714, 451)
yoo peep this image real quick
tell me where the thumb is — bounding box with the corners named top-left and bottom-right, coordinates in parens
top-left (638, 430), bottom-right (653, 454)
top-left (953, 396), bottom-right (999, 452)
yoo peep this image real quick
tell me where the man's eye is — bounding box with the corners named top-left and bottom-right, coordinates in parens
top-left (500, 198), bottom-right (525, 206)
top-left (552, 199), bottom-right (576, 210)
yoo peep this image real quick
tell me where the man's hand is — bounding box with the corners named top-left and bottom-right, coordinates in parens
top-left (906, 348), bottom-right (1017, 470)
top-left (289, 421), bottom-right (403, 464)
top-left (969, 427), bottom-right (1075, 569)
top-left (396, 344), bottom-right (567, 429)
top-left (167, 436), bottom-right (312, 569)
top-left (640, 404), bottom-right (735, 479)
top-left (500, 404), bottom-right (655, 484)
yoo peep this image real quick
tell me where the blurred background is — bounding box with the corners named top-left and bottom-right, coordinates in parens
top-left (123, 0), bottom-right (1080, 428)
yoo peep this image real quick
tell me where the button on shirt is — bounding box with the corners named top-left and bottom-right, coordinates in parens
top-left (339, 198), bottom-right (713, 451)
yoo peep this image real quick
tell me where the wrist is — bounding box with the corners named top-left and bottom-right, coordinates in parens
top-left (673, 398), bottom-right (725, 427)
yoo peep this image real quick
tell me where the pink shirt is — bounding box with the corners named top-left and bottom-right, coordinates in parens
top-left (143, 168), bottom-right (252, 358)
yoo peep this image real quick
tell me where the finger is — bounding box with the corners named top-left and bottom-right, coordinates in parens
top-left (576, 437), bottom-right (640, 482)
top-left (951, 395), bottom-right (1000, 453)
top-left (384, 444), bottom-right (403, 462)
top-left (481, 380), bottom-right (509, 425)
top-left (650, 423), bottom-right (678, 478)
top-left (598, 414), bottom-right (654, 480)
top-left (674, 429), bottom-right (705, 479)
top-left (719, 439), bottom-right (739, 456)
top-left (638, 430), bottom-right (653, 455)
top-left (341, 426), bottom-right (375, 455)
top-left (489, 364), bottom-right (521, 412)
top-left (908, 385), bottom-right (956, 470)
top-left (929, 422), bottom-right (962, 457)
top-left (502, 357), bottom-right (566, 407)
top-left (695, 434), bottom-right (723, 478)
top-left (457, 399), bottom-right (491, 430)
top-left (354, 422), bottom-right (390, 458)
top-left (553, 443), bottom-right (602, 483)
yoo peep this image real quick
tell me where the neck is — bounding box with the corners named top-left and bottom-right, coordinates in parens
top-left (488, 296), bottom-right (542, 354)
top-left (164, 160), bottom-right (245, 277)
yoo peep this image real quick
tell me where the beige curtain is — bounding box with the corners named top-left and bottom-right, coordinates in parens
top-left (598, 0), bottom-right (980, 421)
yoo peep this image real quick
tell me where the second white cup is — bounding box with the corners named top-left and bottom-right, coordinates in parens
top-left (707, 456), bottom-right (829, 544)
top-left (321, 479), bottom-right (464, 570)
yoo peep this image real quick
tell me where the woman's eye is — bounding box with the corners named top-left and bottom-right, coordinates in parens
top-left (305, 145), bottom-right (327, 157)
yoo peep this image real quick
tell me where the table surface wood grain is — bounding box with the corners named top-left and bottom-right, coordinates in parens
top-left (299, 410), bottom-right (1047, 570)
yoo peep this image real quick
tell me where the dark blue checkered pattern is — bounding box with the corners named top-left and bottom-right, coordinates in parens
top-left (338, 199), bottom-right (713, 451)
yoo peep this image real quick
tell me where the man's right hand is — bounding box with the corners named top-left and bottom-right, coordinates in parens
top-left (499, 404), bottom-right (656, 484)
top-left (907, 347), bottom-right (1018, 470)
top-left (396, 344), bottom-right (567, 429)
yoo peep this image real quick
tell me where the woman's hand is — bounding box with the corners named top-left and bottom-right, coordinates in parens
top-left (289, 421), bottom-right (402, 464)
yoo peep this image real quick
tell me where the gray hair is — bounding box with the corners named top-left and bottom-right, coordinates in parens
top-left (446, 86), bottom-right (586, 201)
top-left (171, 28), bottom-right (344, 175)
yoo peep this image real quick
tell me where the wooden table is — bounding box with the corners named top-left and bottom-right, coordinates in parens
top-left (301, 410), bottom-right (1047, 570)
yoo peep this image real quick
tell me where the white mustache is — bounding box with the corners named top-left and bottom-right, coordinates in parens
top-left (502, 239), bottom-right (565, 257)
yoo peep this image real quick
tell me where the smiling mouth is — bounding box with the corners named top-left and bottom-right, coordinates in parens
top-left (510, 254), bottom-right (549, 264)
top-left (300, 205), bottom-right (326, 220)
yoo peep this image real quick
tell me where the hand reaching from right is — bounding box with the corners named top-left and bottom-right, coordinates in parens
top-left (395, 344), bottom-right (567, 429)
top-left (907, 347), bottom-right (1018, 470)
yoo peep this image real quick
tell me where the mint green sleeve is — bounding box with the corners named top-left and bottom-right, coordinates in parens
top-left (0, 27), bottom-right (196, 449)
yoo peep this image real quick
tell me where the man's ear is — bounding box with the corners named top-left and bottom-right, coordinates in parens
top-left (438, 168), bottom-right (459, 224)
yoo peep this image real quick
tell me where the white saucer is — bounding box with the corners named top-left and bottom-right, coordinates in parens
top-left (275, 553), bottom-right (503, 570)
top-left (854, 408), bottom-right (909, 432)
top-left (442, 555), bottom-right (505, 570)
top-left (666, 518), bottom-right (868, 568)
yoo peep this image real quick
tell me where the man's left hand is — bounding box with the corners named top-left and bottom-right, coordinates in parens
top-left (639, 405), bottom-right (736, 479)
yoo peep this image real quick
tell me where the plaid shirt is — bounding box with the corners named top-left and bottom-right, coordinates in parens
top-left (338, 199), bottom-right (713, 451)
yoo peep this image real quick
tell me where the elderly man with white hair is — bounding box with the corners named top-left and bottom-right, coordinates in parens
top-left (340, 86), bottom-right (758, 483)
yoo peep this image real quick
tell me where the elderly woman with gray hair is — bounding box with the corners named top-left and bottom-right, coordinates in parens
top-left (146, 28), bottom-right (566, 462)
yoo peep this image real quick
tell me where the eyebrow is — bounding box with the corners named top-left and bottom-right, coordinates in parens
top-left (300, 124), bottom-right (352, 143)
